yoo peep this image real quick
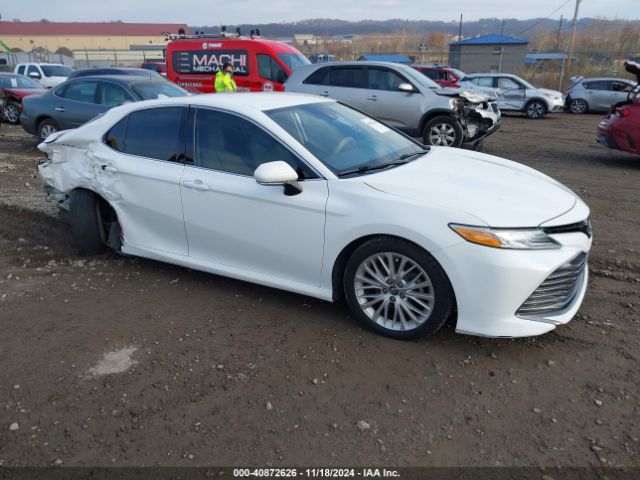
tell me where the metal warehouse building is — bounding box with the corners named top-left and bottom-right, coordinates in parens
top-left (448, 34), bottom-right (529, 74)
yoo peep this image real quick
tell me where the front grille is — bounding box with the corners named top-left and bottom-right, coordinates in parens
top-left (516, 253), bottom-right (588, 318)
top-left (543, 219), bottom-right (592, 238)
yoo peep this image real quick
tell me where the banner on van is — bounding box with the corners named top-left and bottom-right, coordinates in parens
top-left (172, 50), bottom-right (250, 76)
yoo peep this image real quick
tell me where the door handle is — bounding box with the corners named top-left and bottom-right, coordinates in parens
top-left (366, 95), bottom-right (378, 101)
top-left (55, 107), bottom-right (65, 112)
top-left (101, 164), bottom-right (118, 173)
top-left (183, 180), bottom-right (210, 191)
top-left (319, 91), bottom-right (329, 97)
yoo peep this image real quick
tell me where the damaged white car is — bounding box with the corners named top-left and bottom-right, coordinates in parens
top-left (39, 93), bottom-right (591, 340)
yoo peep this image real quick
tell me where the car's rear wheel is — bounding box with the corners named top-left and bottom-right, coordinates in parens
top-left (343, 237), bottom-right (455, 340)
top-left (37, 118), bottom-right (59, 140)
top-left (4, 102), bottom-right (20, 124)
top-left (423, 116), bottom-right (463, 147)
top-left (525, 100), bottom-right (547, 119)
top-left (569, 98), bottom-right (589, 114)
top-left (69, 189), bottom-right (112, 256)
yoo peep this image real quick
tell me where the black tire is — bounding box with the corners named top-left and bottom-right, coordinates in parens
top-left (37, 118), bottom-right (59, 141)
top-left (569, 98), bottom-right (589, 114)
top-left (343, 237), bottom-right (455, 340)
top-left (422, 115), bottom-right (464, 148)
top-left (69, 189), bottom-right (108, 256)
top-left (4, 102), bottom-right (20, 124)
top-left (525, 100), bottom-right (547, 119)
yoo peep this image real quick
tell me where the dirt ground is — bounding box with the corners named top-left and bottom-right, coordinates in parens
top-left (0, 113), bottom-right (639, 469)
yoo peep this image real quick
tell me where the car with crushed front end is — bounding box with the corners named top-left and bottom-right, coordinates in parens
top-left (284, 61), bottom-right (501, 148)
top-left (459, 73), bottom-right (564, 119)
top-left (38, 93), bottom-right (592, 340)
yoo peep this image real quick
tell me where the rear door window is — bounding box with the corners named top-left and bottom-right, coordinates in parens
top-left (584, 81), bottom-right (610, 91)
top-left (123, 107), bottom-right (187, 162)
top-left (472, 76), bottom-right (494, 87)
top-left (303, 67), bottom-right (330, 85)
top-left (328, 67), bottom-right (365, 88)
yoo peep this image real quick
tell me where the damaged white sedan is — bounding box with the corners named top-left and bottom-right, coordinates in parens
top-left (39, 93), bottom-right (592, 340)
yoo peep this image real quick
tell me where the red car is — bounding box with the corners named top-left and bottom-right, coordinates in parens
top-left (596, 61), bottom-right (640, 155)
top-left (0, 72), bottom-right (47, 124)
top-left (140, 61), bottom-right (167, 77)
top-left (412, 65), bottom-right (466, 88)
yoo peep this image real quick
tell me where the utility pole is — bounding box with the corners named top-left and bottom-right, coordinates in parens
top-left (555, 14), bottom-right (564, 50)
top-left (563, 0), bottom-right (582, 89)
top-left (500, 19), bottom-right (506, 35)
top-left (458, 14), bottom-right (463, 41)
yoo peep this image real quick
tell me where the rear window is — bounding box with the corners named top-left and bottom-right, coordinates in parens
top-left (131, 81), bottom-right (188, 100)
top-left (114, 107), bottom-right (187, 162)
top-left (303, 67), bottom-right (330, 85)
top-left (41, 65), bottom-right (72, 77)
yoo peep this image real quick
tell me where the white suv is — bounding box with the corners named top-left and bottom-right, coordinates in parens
top-left (14, 63), bottom-right (73, 88)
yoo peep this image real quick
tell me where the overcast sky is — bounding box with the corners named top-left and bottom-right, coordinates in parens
top-left (1, 0), bottom-right (637, 25)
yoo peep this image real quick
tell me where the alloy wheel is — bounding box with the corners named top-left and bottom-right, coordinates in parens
top-left (354, 252), bottom-right (435, 332)
top-left (40, 124), bottom-right (57, 140)
top-left (527, 102), bottom-right (545, 119)
top-left (4, 104), bottom-right (19, 124)
top-left (570, 99), bottom-right (587, 114)
top-left (429, 123), bottom-right (456, 146)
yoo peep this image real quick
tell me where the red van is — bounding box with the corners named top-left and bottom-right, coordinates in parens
top-left (165, 34), bottom-right (310, 93)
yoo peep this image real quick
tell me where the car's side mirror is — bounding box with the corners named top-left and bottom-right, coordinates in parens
top-left (398, 83), bottom-right (415, 93)
top-left (254, 161), bottom-right (302, 196)
top-left (29, 71), bottom-right (41, 79)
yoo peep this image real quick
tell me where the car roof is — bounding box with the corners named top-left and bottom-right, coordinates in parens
top-left (466, 73), bottom-right (519, 77)
top-left (66, 74), bottom-right (164, 84)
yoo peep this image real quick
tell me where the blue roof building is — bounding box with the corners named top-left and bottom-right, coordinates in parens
top-left (357, 54), bottom-right (413, 64)
top-left (449, 33), bottom-right (530, 73)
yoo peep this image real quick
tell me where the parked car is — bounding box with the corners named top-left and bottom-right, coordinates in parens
top-left (166, 32), bottom-right (310, 93)
top-left (565, 76), bottom-right (636, 113)
top-left (413, 65), bottom-right (465, 88)
top-left (459, 73), bottom-right (564, 119)
top-left (140, 61), bottom-right (167, 77)
top-left (0, 72), bottom-right (47, 124)
top-left (14, 63), bottom-right (73, 88)
top-left (596, 61), bottom-right (640, 155)
top-left (285, 61), bottom-right (501, 148)
top-left (69, 67), bottom-right (163, 80)
top-left (20, 75), bottom-right (189, 140)
top-left (38, 93), bottom-right (591, 340)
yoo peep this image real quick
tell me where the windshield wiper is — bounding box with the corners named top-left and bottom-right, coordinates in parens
top-left (337, 150), bottom-right (429, 177)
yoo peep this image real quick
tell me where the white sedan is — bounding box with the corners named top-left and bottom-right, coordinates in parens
top-left (38, 93), bottom-right (592, 340)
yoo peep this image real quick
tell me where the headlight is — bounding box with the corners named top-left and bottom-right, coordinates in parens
top-left (449, 224), bottom-right (561, 250)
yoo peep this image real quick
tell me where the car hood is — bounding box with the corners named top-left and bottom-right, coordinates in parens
top-left (3, 87), bottom-right (47, 98)
top-left (362, 147), bottom-right (578, 227)
top-left (434, 87), bottom-right (493, 102)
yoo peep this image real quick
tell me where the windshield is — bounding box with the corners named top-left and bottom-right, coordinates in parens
top-left (396, 64), bottom-right (439, 89)
top-left (0, 75), bottom-right (42, 89)
top-left (449, 68), bottom-right (466, 80)
top-left (277, 53), bottom-right (311, 72)
top-left (132, 81), bottom-right (189, 99)
top-left (266, 101), bottom-right (425, 176)
top-left (41, 65), bottom-right (73, 77)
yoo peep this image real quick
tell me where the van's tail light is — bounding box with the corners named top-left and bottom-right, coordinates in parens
top-left (618, 108), bottom-right (631, 117)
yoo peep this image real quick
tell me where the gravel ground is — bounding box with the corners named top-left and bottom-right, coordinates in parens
top-left (0, 113), bottom-right (639, 468)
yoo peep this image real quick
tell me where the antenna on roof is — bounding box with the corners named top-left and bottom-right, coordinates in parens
top-left (236, 27), bottom-right (241, 36)
top-left (221, 25), bottom-right (227, 33)
top-left (178, 27), bottom-right (185, 35)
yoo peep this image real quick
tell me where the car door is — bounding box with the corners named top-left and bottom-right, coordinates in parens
top-left (52, 80), bottom-right (105, 128)
top-left (96, 106), bottom-right (189, 255)
top-left (305, 66), bottom-right (366, 111)
top-left (26, 64), bottom-right (43, 84)
top-left (180, 107), bottom-right (328, 286)
top-left (611, 80), bottom-right (634, 107)
top-left (584, 81), bottom-right (612, 110)
top-left (497, 77), bottom-right (526, 110)
top-left (364, 66), bottom-right (421, 130)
